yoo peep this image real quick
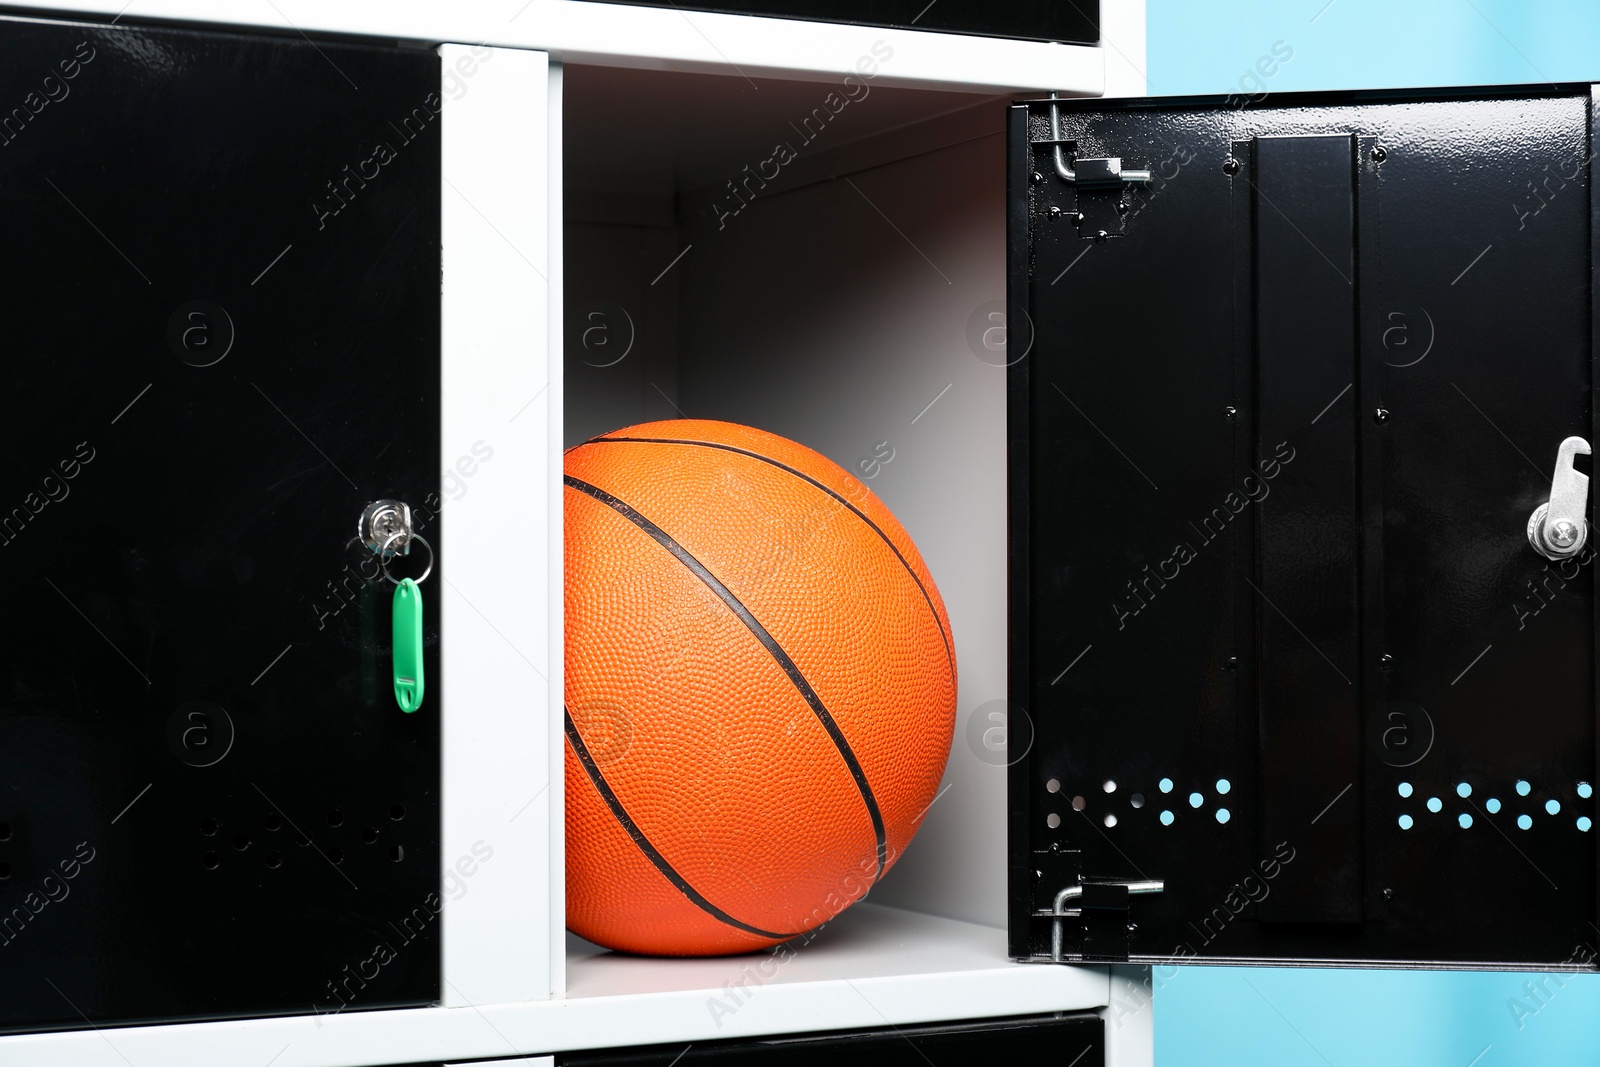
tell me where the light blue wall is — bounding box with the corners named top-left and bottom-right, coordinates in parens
top-left (1148, 0), bottom-right (1600, 97)
top-left (1146, 2), bottom-right (1600, 1064)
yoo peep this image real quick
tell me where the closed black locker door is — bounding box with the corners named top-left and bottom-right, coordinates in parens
top-left (0, 17), bottom-right (441, 1029)
top-left (577, 0), bottom-right (1100, 43)
top-left (560, 1014), bottom-right (1104, 1067)
top-left (1010, 85), bottom-right (1599, 969)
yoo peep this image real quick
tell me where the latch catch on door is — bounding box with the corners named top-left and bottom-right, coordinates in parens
top-left (1527, 436), bottom-right (1591, 561)
top-left (1047, 95), bottom-right (1153, 188)
top-left (1045, 878), bottom-right (1164, 962)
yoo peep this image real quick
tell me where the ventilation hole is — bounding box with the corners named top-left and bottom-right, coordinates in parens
top-left (1580, 782), bottom-right (1594, 800)
top-left (1456, 782), bottom-right (1472, 798)
top-left (1215, 779), bottom-right (1232, 795)
top-left (1486, 798), bottom-right (1502, 814)
top-left (389, 804), bottom-right (406, 821)
top-left (1426, 797), bottom-right (1442, 813)
top-left (328, 848), bottom-right (345, 864)
top-left (1103, 814), bottom-right (1118, 828)
top-left (264, 851), bottom-right (282, 869)
top-left (1046, 813), bottom-right (1062, 829)
top-left (327, 809), bottom-right (344, 827)
top-left (1103, 779), bottom-right (1117, 793)
top-left (1130, 793), bottom-right (1146, 809)
top-left (1398, 814), bottom-right (1414, 830)
top-left (264, 813), bottom-right (282, 832)
top-left (1458, 813), bottom-right (1473, 829)
top-left (1188, 792), bottom-right (1204, 809)
top-left (1516, 780), bottom-right (1532, 797)
top-left (1215, 808), bottom-right (1231, 824)
top-left (1159, 810), bottom-right (1175, 826)
top-left (199, 818), bottom-right (218, 836)
top-left (389, 845), bottom-right (405, 862)
top-left (1397, 782), bottom-right (1413, 798)
top-left (1546, 799), bottom-right (1561, 816)
top-left (1158, 777), bottom-right (1174, 793)
top-left (233, 834), bottom-right (251, 851)
top-left (361, 827), bottom-right (379, 844)
top-left (0, 861), bottom-right (11, 880)
top-left (1517, 814), bottom-right (1533, 830)
top-left (201, 852), bottom-right (218, 870)
top-left (1046, 778), bottom-right (1061, 794)
top-left (294, 833), bottom-right (310, 847)
top-left (0, 822), bottom-right (11, 841)
top-left (1071, 795), bottom-right (1087, 811)
top-left (1580, 817), bottom-right (1593, 832)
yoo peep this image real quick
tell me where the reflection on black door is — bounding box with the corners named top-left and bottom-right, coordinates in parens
top-left (0, 17), bottom-right (440, 1030)
top-left (1011, 85), bottom-right (1598, 969)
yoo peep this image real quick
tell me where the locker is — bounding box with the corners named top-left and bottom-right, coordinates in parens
top-left (1009, 85), bottom-right (1600, 970)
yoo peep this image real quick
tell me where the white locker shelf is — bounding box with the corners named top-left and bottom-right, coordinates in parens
top-left (7, 0), bottom-right (1111, 96)
top-left (0, 906), bottom-right (1111, 1067)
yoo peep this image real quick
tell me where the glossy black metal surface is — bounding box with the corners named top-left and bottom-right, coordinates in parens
top-left (581, 0), bottom-right (1098, 44)
top-left (0, 17), bottom-right (441, 1029)
top-left (1253, 134), bottom-right (1363, 923)
top-left (559, 1014), bottom-right (1104, 1066)
top-left (1010, 86), bottom-right (1598, 968)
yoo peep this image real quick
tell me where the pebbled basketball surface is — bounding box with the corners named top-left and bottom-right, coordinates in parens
top-left (564, 419), bottom-right (958, 956)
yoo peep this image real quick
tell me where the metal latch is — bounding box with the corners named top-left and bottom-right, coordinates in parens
top-left (1527, 436), bottom-right (1591, 560)
top-left (1048, 94), bottom-right (1153, 188)
top-left (1046, 878), bottom-right (1164, 962)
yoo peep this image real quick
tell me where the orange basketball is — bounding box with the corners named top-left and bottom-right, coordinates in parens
top-left (563, 419), bottom-right (957, 956)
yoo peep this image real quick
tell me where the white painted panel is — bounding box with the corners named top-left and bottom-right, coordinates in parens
top-left (1101, 0), bottom-right (1151, 98)
top-left (1104, 966), bottom-right (1156, 1067)
top-left (545, 57), bottom-right (568, 1002)
top-left (440, 42), bottom-right (553, 1007)
top-left (8, 0), bottom-right (1106, 95)
top-left (674, 125), bottom-right (1011, 928)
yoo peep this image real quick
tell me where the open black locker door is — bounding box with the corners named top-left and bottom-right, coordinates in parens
top-left (0, 16), bottom-right (442, 1029)
top-left (1009, 85), bottom-right (1600, 969)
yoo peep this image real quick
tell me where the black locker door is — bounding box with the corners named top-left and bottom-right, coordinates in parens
top-left (1009, 85), bottom-right (1600, 968)
top-left (560, 1013), bottom-right (1104, 1067)
top-left (579, 0), bottom-right (1100, 44)
top-left (0, 17), bottom-right (441, 1029)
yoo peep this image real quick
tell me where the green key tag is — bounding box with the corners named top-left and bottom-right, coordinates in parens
top-left (392, 577), bottom-right (425, 713)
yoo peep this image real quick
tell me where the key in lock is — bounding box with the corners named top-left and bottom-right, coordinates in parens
top-left (360, 499), bottom-right (415, 558)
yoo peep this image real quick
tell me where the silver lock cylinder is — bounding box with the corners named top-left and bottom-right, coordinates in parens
top-left (1528, 436), bottom-right (1591, 560)
top-left (360, 499), bottom-right (414, 557)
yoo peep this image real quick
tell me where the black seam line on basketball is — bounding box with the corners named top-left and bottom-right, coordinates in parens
top-left (565, 473), bottom-right (890, 882)
top-left (564, 706), bottom-right (792, 941)
top-left (580, 434), bottom-right (954, 677)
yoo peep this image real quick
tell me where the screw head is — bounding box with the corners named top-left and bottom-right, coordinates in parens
top-left (1224, 655), bottom-right (1239, 673)
top-left (1031, 171), bottom-right (1044, 184)
top-left (1380, 653), bottom-right (1394, 672)
top-left (1048, 205), bottom-right (1062, 218)
top-left (1116, 201), bottom-right (1129, 215)
top-left (1223, 158), bottom-right (1240, 175)
top-left (1371, 146), bottom-right (1387, 163)
top-left (1094, 230), bottom-right (1109, 244)
top-left (1382, 887), bottom-right (1394, 901)
top-left (1126, 922), bottom-right (1139, 934)
top-left (1552, 520), bottom-right (1580, 547)
top-left (1224, 405), bottom-right (1238, 421)
top-left (1373, 407), bottom-right (1390, 424)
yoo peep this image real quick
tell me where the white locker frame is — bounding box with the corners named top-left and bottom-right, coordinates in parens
top-left (0, 3), bottom-right (1154, 1065)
